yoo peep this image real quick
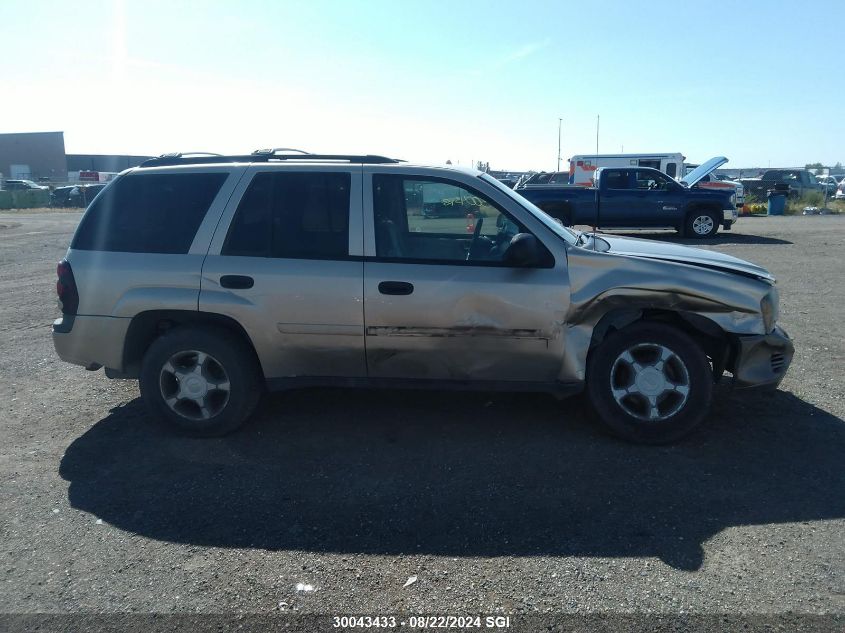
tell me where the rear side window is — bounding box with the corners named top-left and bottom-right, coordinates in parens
top-left (603, 170), bottom-right (632, 189)
top-left (72, 173), bottom-right (227, 254)
top-left (223, 171), bottom-right (350, 259)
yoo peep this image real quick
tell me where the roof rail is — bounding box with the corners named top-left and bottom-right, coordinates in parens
top-left (158, 152), bottom-right (224, 158)
top-left (139, 153), bottom-right (403, 167)
top-left (251, 147), bottom-right (310, 155)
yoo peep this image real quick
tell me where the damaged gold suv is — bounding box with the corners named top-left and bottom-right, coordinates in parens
top-left (52, 152), bottom-right (793, 443)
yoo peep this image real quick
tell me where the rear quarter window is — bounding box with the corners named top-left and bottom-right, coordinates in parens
top-left (71, 172), bottom-right (228, 253)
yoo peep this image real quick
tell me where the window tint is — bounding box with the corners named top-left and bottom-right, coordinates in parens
top-left (373, 175), bottom-right (543, 265)
top-left (72, 173), bottom-right (227, 254)
top-left (665, 162), bottom-right (677, 177)
top-left (603, 170), bottom-right (631, 189)
top-left (223, 171), bottom-right (350, 259)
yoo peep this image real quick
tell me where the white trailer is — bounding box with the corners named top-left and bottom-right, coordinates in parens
top-left (569, 152), bottom-right (685, 185)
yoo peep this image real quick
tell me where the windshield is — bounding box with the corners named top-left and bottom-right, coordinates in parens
top-left (479, 173), bottom-right (579, 245)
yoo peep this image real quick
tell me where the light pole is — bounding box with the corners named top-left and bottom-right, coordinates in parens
top-left (557, 118), bottom-right (562, 172)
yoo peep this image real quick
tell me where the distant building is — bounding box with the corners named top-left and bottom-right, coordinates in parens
top-left (67, 154), bottom-right (152, 173)
top-left (0, 131), bottom-right (67, 182)
top-left (0, 131), bottom-right (156, 184)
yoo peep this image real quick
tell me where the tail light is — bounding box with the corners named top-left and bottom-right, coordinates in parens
top-left (56, 259), bottom-right (79, 315)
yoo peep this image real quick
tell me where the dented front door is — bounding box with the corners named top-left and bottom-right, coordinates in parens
top-left (363, 262), bottom-right (569, 382)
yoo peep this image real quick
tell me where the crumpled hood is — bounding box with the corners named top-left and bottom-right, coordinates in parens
top-left (598, 234), bottom-right (775, 282)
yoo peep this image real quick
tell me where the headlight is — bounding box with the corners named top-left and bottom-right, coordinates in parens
top-left (760, 290), bottom-right (778, 333)
top-left (730, 192), bottom-right (737, 206)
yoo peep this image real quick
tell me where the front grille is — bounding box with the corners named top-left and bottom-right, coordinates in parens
top-left (771, 353), bottom-right (786, 373)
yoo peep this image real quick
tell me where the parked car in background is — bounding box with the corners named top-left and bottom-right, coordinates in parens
top-left (815, 175), bottom-right (840, 196)
top-left (518, 171), bottom-right (570, 187)
top-left (3, 179), bottom-right (49, 191)
top-left (836, 178), bottom-right (845, 200)
top-left (50, 184), bottom-right (107, 208)
top-left (50, 186), bottom-right (78, 207)
top-left (740, 169), bottom-right (824, 198)
top-left (516, 156), bottom-right (738, 238)
top-left (51, 151), bottom-right (791, 444)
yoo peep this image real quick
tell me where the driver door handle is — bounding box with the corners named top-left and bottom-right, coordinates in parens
top-left (220, 275), bottom-right (254, 289)
top-left (378, 281), bottom-right (414, 295)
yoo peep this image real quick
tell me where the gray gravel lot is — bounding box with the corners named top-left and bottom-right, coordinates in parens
top-left (0, 212), bottom-right (843, 618)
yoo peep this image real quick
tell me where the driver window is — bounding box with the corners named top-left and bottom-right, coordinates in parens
top-left (635, 171), bottom-right (672, 191)
top-left (372, 175), bottom-right (532, 265)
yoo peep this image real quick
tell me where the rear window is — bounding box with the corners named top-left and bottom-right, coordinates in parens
top-left (222, 171), bottom-right (351, 260)
top-left (71, 172), bottom-right (227, 253)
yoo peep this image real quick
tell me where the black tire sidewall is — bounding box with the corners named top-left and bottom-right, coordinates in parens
top-left (586, 323), bottom-right (713, 444)
top-left (685, 210), bottom-right (719, 238)
top-left (139, 327), bottom-right (261, 437)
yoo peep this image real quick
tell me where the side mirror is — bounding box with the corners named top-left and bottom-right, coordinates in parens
top-left (503, 233), bottom-right (542, 267)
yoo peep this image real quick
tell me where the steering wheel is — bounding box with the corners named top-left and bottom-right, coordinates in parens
top-left (466, 217), bottom-right (484, 261)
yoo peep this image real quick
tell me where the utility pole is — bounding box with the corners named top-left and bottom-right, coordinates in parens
top-left (557, 118), bottom-right (562, 172)
top-left (596, 115), bottom-right (600, 155)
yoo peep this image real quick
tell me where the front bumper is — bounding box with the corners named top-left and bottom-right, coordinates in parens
top-left (731, 325), bottom-right (794, 391)
top-left (722, 207), bottom-right (738, 229)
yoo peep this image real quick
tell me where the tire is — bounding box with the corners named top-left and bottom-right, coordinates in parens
top-left (586, 322), bottom-right (713, 444)
top-left (139, 326), bottom-right (263, 437)
top-left (684, 209), bottom-right (719, 238)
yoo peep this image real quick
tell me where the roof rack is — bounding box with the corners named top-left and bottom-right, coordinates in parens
top-left (140, 152), bottom-right (403, 168)
top-left (251, 147), bottom-right (310, 155)
top-left (158, 152), bottom-right (225, 158)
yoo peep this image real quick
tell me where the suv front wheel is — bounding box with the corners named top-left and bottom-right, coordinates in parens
top-left (586, 323), bottom-right (713, 444)
top-left (139, 327), bottom-right (262, 436)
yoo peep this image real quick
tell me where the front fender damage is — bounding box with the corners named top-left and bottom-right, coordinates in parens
top-left (560, 247), bottom-right (769, 382)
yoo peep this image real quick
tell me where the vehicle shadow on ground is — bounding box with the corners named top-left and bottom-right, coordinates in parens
top-left (60, 387), bottom-right (845, 571)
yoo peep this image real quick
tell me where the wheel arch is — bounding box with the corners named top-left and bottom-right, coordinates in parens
top-left (684, 201), bottom-right (722, 218)
top-left (588, 308), bottom-right (732, 379)
top-left (120, 310), bottom-right (264, 380)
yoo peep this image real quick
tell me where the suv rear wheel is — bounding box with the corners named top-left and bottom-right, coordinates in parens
top-left (586, 323), bottom-right (713, 444)
top-left (139, 327), bottom-right (262, 436)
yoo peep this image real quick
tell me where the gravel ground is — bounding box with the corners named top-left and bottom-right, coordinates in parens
top-left (0, 212), bottom-right (843, 620)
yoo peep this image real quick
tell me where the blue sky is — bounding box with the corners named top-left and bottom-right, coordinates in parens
top-left (1, 0), bottom-right (842, 170)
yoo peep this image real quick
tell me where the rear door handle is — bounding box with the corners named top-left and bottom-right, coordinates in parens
top-left (220, 274), bottom-right (254, 289)
top-left (378, 281), bottom-right (414, 295)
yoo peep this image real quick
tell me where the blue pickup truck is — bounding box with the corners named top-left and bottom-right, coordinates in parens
top-left (516, 157), bottom-right (738, 238)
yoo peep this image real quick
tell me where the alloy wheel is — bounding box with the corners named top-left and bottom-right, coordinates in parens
top-left (159, 350), bottom-right (231, 420)
top-left (692, 215), bottom-right (715, 235)
top-left (609, 343), bottom-right (691, 422)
